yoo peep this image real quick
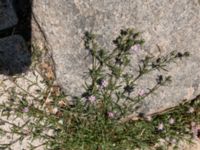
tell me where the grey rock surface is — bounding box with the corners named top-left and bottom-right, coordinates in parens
top-left (0, 0), bottom-right (18, 30)
top-left (32, 0), bottom-right (200, 115)
top-left (0, 35), bottom-right (31, 75)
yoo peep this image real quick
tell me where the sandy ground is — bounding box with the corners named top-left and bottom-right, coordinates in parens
top-left (0, 69), bottom-right (46, 149)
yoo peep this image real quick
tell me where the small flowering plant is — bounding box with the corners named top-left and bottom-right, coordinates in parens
top-left (82, 28), bottom-right (190, 120)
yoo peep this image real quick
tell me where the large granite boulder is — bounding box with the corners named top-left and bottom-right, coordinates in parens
top-left (32, 0), bottom-right (200, 115)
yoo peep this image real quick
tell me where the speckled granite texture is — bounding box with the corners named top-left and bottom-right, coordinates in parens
top-left (32, 0), bottom-right (200, 115)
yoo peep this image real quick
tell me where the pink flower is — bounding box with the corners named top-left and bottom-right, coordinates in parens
top-left (88, 95), bottom-right (96, 103)
top-left (23, 107), bottom-right (29, 113)
top-left (157, 123), bottom-right (164, 131)
top-left (52, 107), bottom-right (58, 114)
top-left (138, 89), bottom-right (145, 96)
top-left (100, 80), bottom-right (108, 88)
top-left (169, 118), bottom-right (175, 125)
top-left (131, 44), bottom-right (141, 53)
top-left (108, 112), bottom-right (114, 118)
top-left (188, 107), bottom-right (195, 113)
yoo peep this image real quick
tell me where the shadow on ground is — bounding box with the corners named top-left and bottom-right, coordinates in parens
top-left (0, 0), bottom-right (32, 75)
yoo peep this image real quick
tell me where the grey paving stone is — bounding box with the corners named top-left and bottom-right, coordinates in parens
top-left (0, 35), bottom-right (31, 75)
top-left (0, 0), bottom-right (18, 30)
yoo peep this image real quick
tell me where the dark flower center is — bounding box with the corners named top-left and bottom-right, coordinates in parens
top-left (197, 129), bottom-right (200, 139)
